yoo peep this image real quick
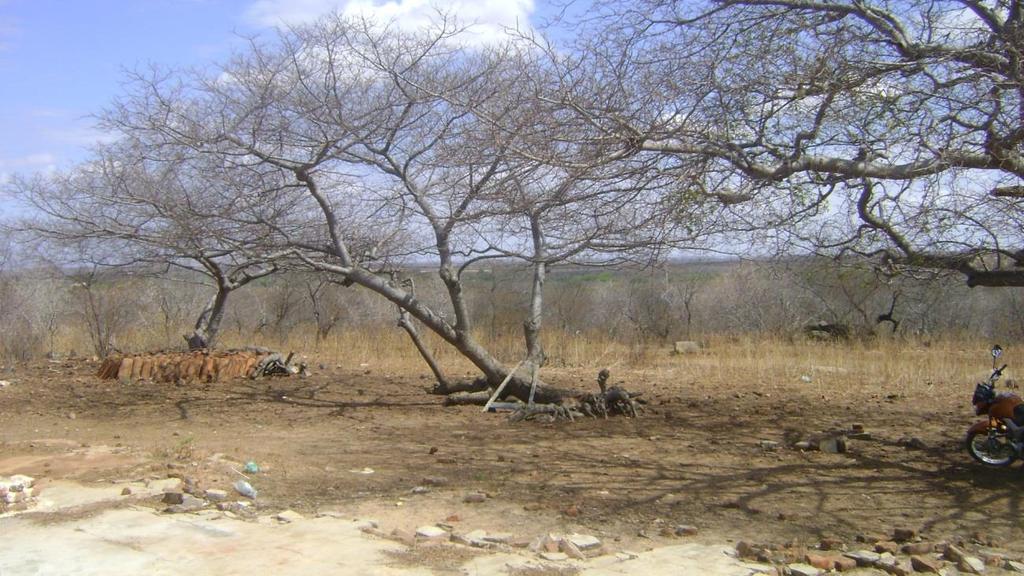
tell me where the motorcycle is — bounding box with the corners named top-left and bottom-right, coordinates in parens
top-left (966, 345), bottom-right (1024, 466)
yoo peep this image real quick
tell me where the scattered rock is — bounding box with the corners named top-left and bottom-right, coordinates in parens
top-left (204, 489), bottom-right (228, 502)
top-left (879, 560), bottom-right (911, 576)
top-left (164, 494), bottom-right (205, 514)
top-left (795, 441), bottom-right (814, 451)
top-left (390, 528), bottom-right (417, 546)
top-left (787, 563), bottom-right (822, 576)
top-left (897, 437), bottom-right (927, 450)
top-left (805, 553), bottom-right (838, 570)
top-left (162, 491), bottom-right (185, 505)
top-left (851, 423), bottom-right (865, 433)
top-left (415, 525), bottom-right (449, 540)
top-left (509, 536), bottom-right (533, 548)
top-left (910, 555), bottom-right (943, 574)
top-left (3, 489), bottom-right (29, 504)
top-left (819, 538), bottom-right (845, 551)
top-left (538, 535), bottom-right (561, 553)
top-left (736, 541), bottom-right (759, 559)
top-left (944, 544), bottom-right (967, 563)
top-left (892, 528), bottom-right (918, 543)
top-left (902, 542), bottom-right (932, 555)
top-left (818, 435), bottom-right (848, 454)
top-left (463, 492), bottom-right (487, 503)
top-left (1006, 560), bottom-right (1024, 572)
top-left (958, 556), bottom-right (986, 574)
top-left (182, 477), bottom-right (200, 495)
top-left (674, 524), bottom-right (698, 536)
top-left (844, 550), bottom-right (881, 567)
top-left (834, 556), bottom-right (858, 572)
top-left (877, 552), bottom-right (898, 567)
top-left (422, 476), bottom-right (448, 486)
top-left (455, 529), bottom-right (490, 547)
top-left (876, 541), bottom-right (900, 554)
top-left (759, 440), bottom-right (779, 451)
top-left (216, 501), bottom-right (253, 515)
top-left (274, 510), bottom-right (304, 523)
top-left (560, 539), bottom-right (587, 560)
top-left (539, 552), bottom-right (569, 562)
top-left (410, 486), bottom-right (430, 494)
top-left (2, 475), bottom-right (35, 492)
top-left (567, 534), bottom-right (601, 550)
top-left (483, 533), bottom-right (512, 544)
top-left (120, 487), bottom-right (132, 496)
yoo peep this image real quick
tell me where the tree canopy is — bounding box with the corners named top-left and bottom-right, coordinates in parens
top-left (564, 0), bottom-right (1024, 285)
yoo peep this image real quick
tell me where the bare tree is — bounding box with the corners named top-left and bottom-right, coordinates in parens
top-left (7, 143), bottom-right (291, 350)
top-left (303, 274), bottom-right (346, 347)
top-left (97, 14), bottom-right (695, 400)
top-left (565, 0), bottom-right (1024, 286)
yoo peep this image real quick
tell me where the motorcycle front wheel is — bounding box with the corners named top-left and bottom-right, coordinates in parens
top-left (966, 429), bottom-right (1017, 466)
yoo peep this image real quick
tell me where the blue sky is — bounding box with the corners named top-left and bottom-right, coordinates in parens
top-left (0, 0), bottom-right (539, 188)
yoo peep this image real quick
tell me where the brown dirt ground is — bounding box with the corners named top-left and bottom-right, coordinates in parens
top-left (2, 351), bottom-right (1024, 560)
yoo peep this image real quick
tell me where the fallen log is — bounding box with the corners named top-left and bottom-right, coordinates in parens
top-left (443, 391), bottom-right (500, 406)
top-left (508, 403), bottom-right (577, 422)
top-left (490, 374), bottom-right (576, 404)
top-left (430, 377), bottom-right (491, 395)
top-left (437, 367), bottom-right (644, 421)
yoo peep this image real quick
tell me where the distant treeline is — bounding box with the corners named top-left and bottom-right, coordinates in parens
top-left (1, 258), bottom-right (1021, 362)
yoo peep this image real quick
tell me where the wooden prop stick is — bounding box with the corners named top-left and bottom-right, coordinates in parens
top-left (527, 362), bottom-right (539, 407)
top-left (482, 359), bottom-right (527, 412)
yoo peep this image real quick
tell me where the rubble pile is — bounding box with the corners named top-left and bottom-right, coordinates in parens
top-left (0, 475), bottom-right (37, 513)
top-left (96, 349), bottom-right (305, 383)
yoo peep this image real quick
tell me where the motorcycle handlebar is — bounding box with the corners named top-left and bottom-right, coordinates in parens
top-left (993, 364), bottom-right (1008, 378)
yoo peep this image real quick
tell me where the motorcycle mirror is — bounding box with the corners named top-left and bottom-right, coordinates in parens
top-left (992, 345), bottom-right (1003, 359)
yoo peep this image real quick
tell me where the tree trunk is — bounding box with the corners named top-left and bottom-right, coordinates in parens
top-left (398, 308), bottom-right (452, 391)
top-left (343, 266), bottom-right (574, 403)
top-left (523, 238), bottom-right (547, 364)
top-left (188, 285), bottom-right (230, 350)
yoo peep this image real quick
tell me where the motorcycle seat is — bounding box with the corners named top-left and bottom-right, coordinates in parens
top-left (1014, 404), bottom-right (1024, 427)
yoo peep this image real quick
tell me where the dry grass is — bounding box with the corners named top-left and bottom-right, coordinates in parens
top-left (48, 321), bottom-right (1011, 400)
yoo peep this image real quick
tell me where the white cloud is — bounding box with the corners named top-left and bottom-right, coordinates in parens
top-left (244, 0), bottom-right (534, 41)
top-left (245, 0), bottom-right (344, 26)
top-left (0, 153), bottom-right (57, 185)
